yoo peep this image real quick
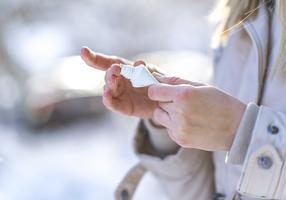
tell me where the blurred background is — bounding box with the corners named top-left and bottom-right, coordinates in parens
top-left (0, 0), bottom-right (217, 199)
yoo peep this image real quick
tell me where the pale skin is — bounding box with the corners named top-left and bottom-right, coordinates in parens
top-left (80, 47), bottom-right (246, 151)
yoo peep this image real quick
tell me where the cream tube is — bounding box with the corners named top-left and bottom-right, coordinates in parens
top-left (120, 64), bottom-right (159, 88)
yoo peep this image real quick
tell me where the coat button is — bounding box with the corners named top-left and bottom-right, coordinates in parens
top-left (267, 124), bottom-right (279, 134)
top-left (257, 156), bottom-right (273, 169)
top-left (213, 193), bottom-right (225, 200)
top-left (120, 189), bottom-right (129, 200)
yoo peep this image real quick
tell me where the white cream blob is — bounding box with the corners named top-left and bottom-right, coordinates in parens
top-left (120, 64), bottom-right (159, 88)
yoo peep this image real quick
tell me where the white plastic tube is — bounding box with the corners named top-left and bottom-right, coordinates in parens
top-left (120, 64), bottom-right (159, 88)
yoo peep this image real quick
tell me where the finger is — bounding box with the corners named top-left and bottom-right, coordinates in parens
top-left (134, 60), bottom-right (146, 67)
top-left (152, 72), bottom-right (164, 82)
top-left (103, 79), bottom-right (117, 96)
top-left (153, 108), bottom-right (171, 128)
top-left (105, 64), bottom-right (122, 90)
top-left (153, 73), bottom-right (204, 87)
top-left (158, 102), bottom-right (176, 113)
top-left (102, 88), bottom-right (124, 113)
top-left (105, 64), bottom-right (121, 81)
top-left (102, 87), bottom-right (113, 109)
top-left (80, 46), bottom-right (122, 71)
top-left (148, 84), bottom-right (178, 102)
top-left (156, 76), bottom-right (189, 85)
top-left (147, 63), bottom-right (166, 74)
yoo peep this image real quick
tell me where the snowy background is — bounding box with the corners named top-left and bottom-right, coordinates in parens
top-left (0, 0), bottom-right (217, 199)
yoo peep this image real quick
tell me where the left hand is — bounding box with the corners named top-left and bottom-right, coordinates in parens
top-left (148, 75), bottom-right (246, 151)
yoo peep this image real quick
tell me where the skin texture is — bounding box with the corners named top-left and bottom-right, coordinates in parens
top-left (81, 47), bottom-right (246, 151)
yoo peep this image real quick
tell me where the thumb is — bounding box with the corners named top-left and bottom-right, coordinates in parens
top-left (148, 83), bottom-right (178, 102)
top-left (153, 73), bottom-right (190, 85)
top-left (153, 72), bottom-right (205, 87)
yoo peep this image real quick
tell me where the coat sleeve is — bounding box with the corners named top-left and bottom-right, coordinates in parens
top-left (134, 120), bottom-right (215, 200)
top-left (226, 102), bottom-right (286, 199)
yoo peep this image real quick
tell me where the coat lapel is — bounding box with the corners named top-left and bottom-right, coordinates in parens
top-left (243, 3), bottom-right (270, 103)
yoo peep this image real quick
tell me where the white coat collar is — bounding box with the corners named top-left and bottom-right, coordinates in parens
top-left (243, 2), bottom-right (270, 103)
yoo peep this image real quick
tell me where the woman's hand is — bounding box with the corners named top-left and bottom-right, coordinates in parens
top-left (148, 76), bottom-right (246, 151)
top-left (80, 47), bottom-right (161, 118)
top-left (102, 62), bottom-right (159, 118)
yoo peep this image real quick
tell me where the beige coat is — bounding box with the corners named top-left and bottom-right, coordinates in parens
top-left (116, 2), bottom-right (286, 200)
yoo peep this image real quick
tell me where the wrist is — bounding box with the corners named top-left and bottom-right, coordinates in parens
top-left (226, 101), bottom-right (247, 150)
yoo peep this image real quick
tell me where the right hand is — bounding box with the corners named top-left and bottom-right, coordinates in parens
top-left (80, 47), bottom-right (159, 118)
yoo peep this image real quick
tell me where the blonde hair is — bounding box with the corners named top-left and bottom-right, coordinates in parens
top-left (213, 0), bottom-right (286, 73)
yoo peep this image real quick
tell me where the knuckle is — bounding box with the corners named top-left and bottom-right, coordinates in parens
top-left (176, 87), bottom-right (196, 103)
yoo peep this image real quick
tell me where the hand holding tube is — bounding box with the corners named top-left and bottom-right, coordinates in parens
top-left (102, 61), bottom-right (159, 118)
top-left (148, 76), bottom-right (246, 151)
